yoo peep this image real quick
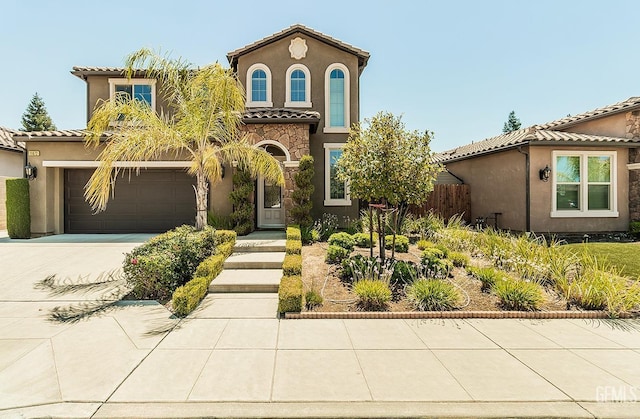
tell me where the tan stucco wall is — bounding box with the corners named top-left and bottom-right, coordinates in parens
top-left (563, 113), bottom-right (627, 138)
top-left (446, 149), bottom-right (527, 231)
top-left (529, 145), bottom-right (629, 233)
top-left (0, 150), bottom-right (25, 178)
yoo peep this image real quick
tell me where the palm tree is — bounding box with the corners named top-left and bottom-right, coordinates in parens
top-left (84, 48), bottom-right (284, 230)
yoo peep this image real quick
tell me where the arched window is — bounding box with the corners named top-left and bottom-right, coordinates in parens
top-left (246, 63), bottom-right (273, 107)
top-left (285, 64), bottom-right (311, 108)
top-left (324, 63), bottom-right (350, 132)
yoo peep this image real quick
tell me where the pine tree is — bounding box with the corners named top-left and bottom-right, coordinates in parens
top-left (502, 110), bottom-right (521, 133)
top-left (21, 93), bottom-right (56, 131)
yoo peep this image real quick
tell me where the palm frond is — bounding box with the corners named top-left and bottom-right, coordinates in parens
top-left (219, 138), bottom-right (284, 185)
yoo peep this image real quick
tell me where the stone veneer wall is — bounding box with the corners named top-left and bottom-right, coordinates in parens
top-left (241, 123), bottom-right (310, 225)
top-left (626, 111), bottom-right (640, 222)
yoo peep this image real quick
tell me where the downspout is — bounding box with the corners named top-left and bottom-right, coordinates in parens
top-left (517, 145), bottom-right (531, 232)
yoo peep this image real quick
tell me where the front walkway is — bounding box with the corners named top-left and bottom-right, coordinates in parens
top-left (0, 234), bottom-right (639, 418)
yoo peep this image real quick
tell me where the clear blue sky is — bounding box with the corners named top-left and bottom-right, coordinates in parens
top-left (1, 0), bottom-right (638, 152)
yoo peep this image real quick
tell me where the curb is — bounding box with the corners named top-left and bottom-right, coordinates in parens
top-left (284, 310), bottom-right (634, 319)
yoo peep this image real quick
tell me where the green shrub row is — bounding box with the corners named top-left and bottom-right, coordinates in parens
top-left (171, 230), bottom-right (236, 316)
top-left (279, 225), bottom-right (304, 314)
top-left (5, 178), bottom-right (30, 239)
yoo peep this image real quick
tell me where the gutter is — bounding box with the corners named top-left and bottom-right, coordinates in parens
top-left (517, 145), bottom-right (531, 232)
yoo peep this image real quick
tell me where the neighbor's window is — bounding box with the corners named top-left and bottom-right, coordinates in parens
top-left (324, 143), bottom-right (351, 206)
top-left (109, 78), bottom-right (156, 109)
top-left (324, 64), bottom-right (350, 133)
top-left (246, 64), bottom-right (272, 107)
top-left (552, 151), bottom-right (617, 217)
top-left (285, 64), bottom-right (311, 107)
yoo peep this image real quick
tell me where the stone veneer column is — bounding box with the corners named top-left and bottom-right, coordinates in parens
top-left (626, 111), bottom-right (640, 222)
top-left (241, 123), bottom-right (310, 225)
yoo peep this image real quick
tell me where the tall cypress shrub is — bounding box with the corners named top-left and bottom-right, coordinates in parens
top-left (291, 155), bottom-right (314, 227)
top-left (229, 168), bottom-right (254, 235)
top-left (6, 178), bottom-right (31, 239)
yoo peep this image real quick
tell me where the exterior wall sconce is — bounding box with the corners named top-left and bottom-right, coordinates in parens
top-left (24, 162), bottom-right (37, 180)
top-left (539, 165), bottom-right (551, 182)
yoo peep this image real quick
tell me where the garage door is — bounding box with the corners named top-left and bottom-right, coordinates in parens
top-left (65, 169), bottom-right (196, 233)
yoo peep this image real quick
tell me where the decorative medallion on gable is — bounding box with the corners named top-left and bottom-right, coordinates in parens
top-left (289, 37), bottom-right (308, 60)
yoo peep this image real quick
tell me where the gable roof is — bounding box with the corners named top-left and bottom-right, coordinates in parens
top-left (0, 127), bottom-right (25, 152)
top-left (227, 24), bottom-right (370, 74)
top-left (435, 97), bottom-right (640, 164)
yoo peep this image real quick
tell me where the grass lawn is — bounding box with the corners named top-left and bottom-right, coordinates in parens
top-left (563, 242), bottom-right (640, 279)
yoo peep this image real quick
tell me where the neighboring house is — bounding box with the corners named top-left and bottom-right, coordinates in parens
top-left (434, 97), bottom-right (640, 233)
top-left (12, 24), bottom-right (369, 235)
top-left (0, 127), bottom-right (25, 230)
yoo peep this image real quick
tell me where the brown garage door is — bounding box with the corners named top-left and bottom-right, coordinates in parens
top-left (65, 169), bottom-right (196, 233)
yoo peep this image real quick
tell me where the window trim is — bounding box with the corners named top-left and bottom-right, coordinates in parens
top-left (324, 143), bottom-right (351, 206)
top-left (108, 78), bottom-right (156, 110)
top-left (246, 63), bottom-right (273, 107)
top-left (323, 63), bottom-right (350, 133)
top-left (284, 64), bottom-right (312, 108)
top-left (550, 150), bottom-right (618, 218)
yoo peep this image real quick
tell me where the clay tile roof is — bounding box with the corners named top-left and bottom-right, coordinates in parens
top-left (12, 129), bottom-right (89, 141)
top-left (434, 128), bottom-right (638, 164)
top-left (243, 108), bottom-right (320, 121)
top-left (227, 24), bottom-right (370, 72)
top-left (0, 127), bottom-right (24, 152)
top-left (71, 67), bottom-right (147, 80)
top-left (538, 97), bottom-right (640, 129)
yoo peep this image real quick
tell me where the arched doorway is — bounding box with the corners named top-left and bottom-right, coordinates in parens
top-left (256, 143), bottom-right (287, 228)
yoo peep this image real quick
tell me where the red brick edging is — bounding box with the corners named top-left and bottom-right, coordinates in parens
top-left (284, 310), bottom-right (633, 320)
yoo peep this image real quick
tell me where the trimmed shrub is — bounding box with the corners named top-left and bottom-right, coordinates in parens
top-left (407, 279), bottom-right (461, 311)
top-left (384, 235), bottom-right (409, 253)
top-left (283, 254), bottom-right (303, 276)
top-left (215, 229), bottom-right (237, 247)
top-left (494, 277), bottom-right (544, 311)
top-left (172, 276), bottom-right (209, 317)
top-left (417, 239), bottom-right (434, 250)
top-left (286, 239), bottom-right (302, 255)
top-left (5, 178), bottom-right (30, 239)
top-left (326, 244), bottom-right (350, 264)
top-left (353, 232), bottom-right (377, 248)
top-left (630, 221), bottom-right (640, 238)
top-left (195, 254), bottom-right (225, 279)
top-left (278, 275), bottom-right (303, 313)
top-left (124, 225), bottom-right (217, 300)
top-left (353, 279), bottom-right (391, 311)
top-left (290, 155), bottom-right (314, 228)
top-left (305, 288), bottom-right (323, 310)
top-left (421, 247), bottom-right (445, 263)
top-left (287, 225), bottom-right (302, 241)
top-left (468, 266), bottom-right (500, 292)
top-left (434, 243), bottom-right (450, 258)
top-left (449, 251), bottom-right (470, 268)
top-left (328, 232), bottom-right (355, 251)
top-left (230, 168), bottom-right (254, 235)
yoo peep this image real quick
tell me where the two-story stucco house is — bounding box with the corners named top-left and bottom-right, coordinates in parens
top-left (13, 24), bottom-right (369, 235)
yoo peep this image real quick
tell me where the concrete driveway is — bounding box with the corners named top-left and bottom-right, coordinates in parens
top-left (1, 234), bottom-right (640, 418)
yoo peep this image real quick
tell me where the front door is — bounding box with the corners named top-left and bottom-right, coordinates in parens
top-left (257, 175), bottom-right (285, 228)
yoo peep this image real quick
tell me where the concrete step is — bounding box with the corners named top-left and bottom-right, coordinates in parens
top-left (233, 239), bottom-right (286, 253)
top-left (209, 269), bottom-right (281, 293)
top-left (223, 252), bottom-right (285, 270)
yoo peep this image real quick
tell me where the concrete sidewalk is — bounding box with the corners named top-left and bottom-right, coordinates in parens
top-left (1, 235), bottom-right (639, 418)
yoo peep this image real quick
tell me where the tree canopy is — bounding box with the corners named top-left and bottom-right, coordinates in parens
top-left (84, 48), bottom-right (283, 230)
top-left (21, 92), bottom-right (56, 131)
top-left (502, 110), bottom-right (522, 133)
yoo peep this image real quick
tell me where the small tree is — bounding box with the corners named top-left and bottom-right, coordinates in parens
top-left (229, 168), bottom-right (254, 235)
top-left (502, 110), bottom-right (521, 133)
top-left (21, 93), bottom-right (56, 131)
top-left (336, 112), bottom-right (441, 260)
top-left (290, 155), bottom-right (314, 231)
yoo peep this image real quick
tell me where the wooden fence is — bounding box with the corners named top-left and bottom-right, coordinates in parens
top-left (410, 184), bottom-right (471, 223)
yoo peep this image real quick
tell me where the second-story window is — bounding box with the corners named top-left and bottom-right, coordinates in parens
top-left (246, 63), bottom-right (273, 107)
top-left (324, 63), bottom-right (350, 133)
top-left (285, 64), bottom-right (311, 108)
top-left (109, 78), bottom-right (156, 109)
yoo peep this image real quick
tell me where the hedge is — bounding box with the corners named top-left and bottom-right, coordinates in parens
top-left (278, 225), bottom-right (304, 314)
top-left (6, 178), bottom-right (30, 239)
top-left (171, 229), bottom-right (236, 316)
top-left (278, 275), bottom-right (303, 313)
